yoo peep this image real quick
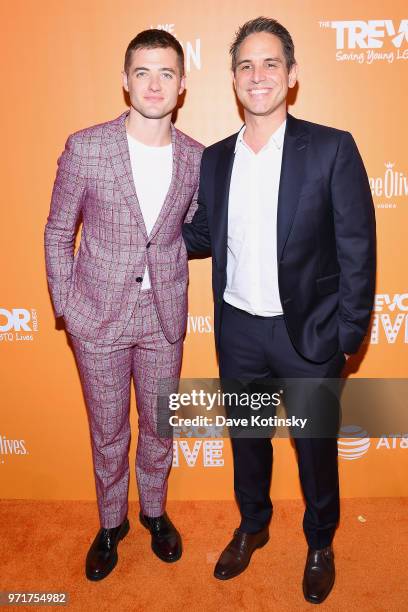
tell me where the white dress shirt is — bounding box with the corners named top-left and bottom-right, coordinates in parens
top-left (224, 120), bottom-right (286, 316)
top-left (127, 134), bottom-right (172, 289)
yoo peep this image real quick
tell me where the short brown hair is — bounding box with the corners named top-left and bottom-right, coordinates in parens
top-left (124, 29), bottom-right (185, 76)
top-left (230, 16), bottom-right (296, 72)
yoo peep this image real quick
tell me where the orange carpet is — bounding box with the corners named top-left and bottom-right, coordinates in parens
top-left (1, 498), bottom-right (407, 611)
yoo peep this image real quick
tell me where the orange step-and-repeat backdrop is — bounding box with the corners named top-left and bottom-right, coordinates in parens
top-left (1, 0), bottom-right (407, 502)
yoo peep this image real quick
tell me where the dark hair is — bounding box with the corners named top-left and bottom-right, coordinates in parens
top-left (124, 29), bottom-right (184, 76)
top-left (230, 16), bottom-right (296, 72)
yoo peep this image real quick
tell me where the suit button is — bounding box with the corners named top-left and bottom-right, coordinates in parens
top-left (136, 277), bottom-right (143, 283)
top-left (146, 242), bottom-right (151, 249)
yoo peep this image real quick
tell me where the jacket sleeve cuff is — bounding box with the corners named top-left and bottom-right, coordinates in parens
top-left (339, 330), bottom-right (365, 355)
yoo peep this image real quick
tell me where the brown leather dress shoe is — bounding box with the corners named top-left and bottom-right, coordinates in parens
top-left (85, 518), bottom-right (129, 581)
top-left (139, 512), bottom-right (182, 562)
top-left (214, 527), bottom-right (269, 580)
top-left (303, 546), bottom-right (335, 604)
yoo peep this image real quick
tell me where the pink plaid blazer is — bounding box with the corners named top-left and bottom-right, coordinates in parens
top-left (45, 111), bottom-right (203, 344)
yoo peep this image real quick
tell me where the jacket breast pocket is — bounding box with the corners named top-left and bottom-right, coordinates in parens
top-left (316, 272), bottom-right (340, 296)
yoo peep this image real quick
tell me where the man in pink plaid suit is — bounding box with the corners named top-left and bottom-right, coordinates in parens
top-left (44, 29), bottom-right (203, 580)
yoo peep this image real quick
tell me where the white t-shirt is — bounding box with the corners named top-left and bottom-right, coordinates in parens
top-left (224, 120), bottom-right (286, 316)
top-left (127, 134), bottom-right (173, 289)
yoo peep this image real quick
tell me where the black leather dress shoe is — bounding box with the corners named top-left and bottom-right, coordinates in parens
top-left (85, 518), bottom-right (129, 581)
top-left (303, 546), bottom-right (335, 604)
top-left (214, 527), bottom-right (269, 580)
top-left (139, 512), bottom-right (182, 562)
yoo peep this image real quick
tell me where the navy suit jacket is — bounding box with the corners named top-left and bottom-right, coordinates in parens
top-left (183, 114), bottom-right (376, 363)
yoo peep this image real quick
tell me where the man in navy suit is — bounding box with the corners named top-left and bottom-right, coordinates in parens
top-left (183, 16), bottom-right (375, 603)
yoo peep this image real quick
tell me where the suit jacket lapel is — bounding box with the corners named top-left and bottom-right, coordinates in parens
top-left (107, 111), bottom-right (148, 239)
top-left (277, 114), bottom-right (309, 261)
top-left (148, 124), bottom-right (187, 241)
top-left (214, 135), bottom-right (236, 272)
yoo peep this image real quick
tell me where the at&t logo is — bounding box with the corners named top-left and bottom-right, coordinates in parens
top-left (338, 426), bottom-right (408, 460)
top-left (338, 425), bottom-right (371, 460)
top-left (376, 435), bottom-right (408, 449)
top-left (0, 308), bottom-right (38, 342)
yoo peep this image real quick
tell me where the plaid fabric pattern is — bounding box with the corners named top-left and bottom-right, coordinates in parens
top-left (45, 111), bottom-right (203, 344)
top-left (71, 290), bottom-right (183, 528)
top-left (45, 112), bottom-right (203, 527)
